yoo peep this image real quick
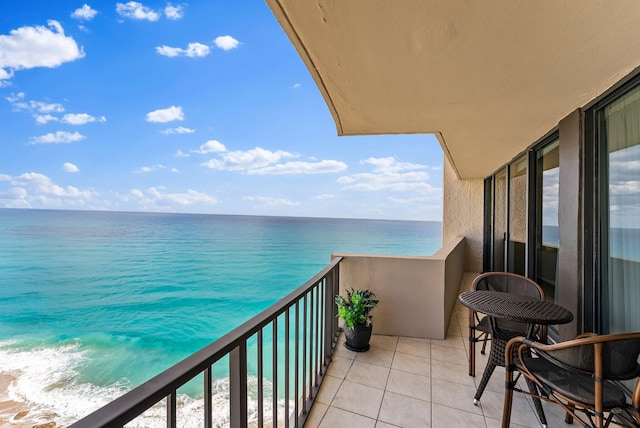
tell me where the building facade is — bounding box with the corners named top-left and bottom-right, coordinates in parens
top-left (480, 76), bottom-right (640, 340)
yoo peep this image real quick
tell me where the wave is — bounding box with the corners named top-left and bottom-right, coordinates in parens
top-left (0, 341), bottom-right (290, 427)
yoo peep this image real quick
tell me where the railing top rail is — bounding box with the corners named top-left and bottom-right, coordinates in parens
top-left (71, 256), bottom-right (342, 427)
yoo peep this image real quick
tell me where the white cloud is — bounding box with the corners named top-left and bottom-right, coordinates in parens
top-left (198, 144), bottom-right (346, 176)
top-left (201, 147), bottom-right (296, 171)
top-left (214, 35), bottom-right (239, 51)
top-left (30, 131), bottom-right (86, 144)
top-left (63, 162), bottom-right (79, 172)
top-left (146, 105), bottom-right (184, 123)
top-left (156, 42), bottom-right (210, 58)
top-left (155, 46), bottom-right (181, 57)
top-left (61, 113), bottom-right (106, 125)
top-left (337, 157), bottom-right (437, 192)
top-left (162, 126), bottom-right (195, 134)
top-left (7, 96), bottom-right (105, 126)
top-left (164, 4), bottom-right (184, 20)
top-left (71, 4), bottom-right (98, 20)
top-left (7, 93), bottom-right (64, 114)
top-left (292, 83), bottom-right (301, 89)
top-left (192, 140), bottom-right (226, 154)
top-left (362, 157), bottom-right (427, 173)
top-left (0, 172), bottom-right (96, 208)
top-left (31, 101), bottom-right (63, 113)
top-left (134, 164), bottom-right (166, 173)
top-left (244, 196), bottom-right (299, 207)
top-left (248, 160), bottom-right (347, 175)
top-left (175, 149), bottom-right (190, 158)
top-left (116, 2), bottom-right (159, 21)
top-left (170, 168), bottom-right (179, 173)
top-left (337, 171), bottom-right (433, 192)
top-left (128, 187), bottom-right (216, 207)
top-left (0, 21), bottom-right (84, 81)
top-left (0, 69), bottom-right (13, 81)
top-left (35, 114), bottom-right (58, 124)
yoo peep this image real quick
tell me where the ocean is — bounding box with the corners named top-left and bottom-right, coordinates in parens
top-left (0, 209), bottom-right (442, 426)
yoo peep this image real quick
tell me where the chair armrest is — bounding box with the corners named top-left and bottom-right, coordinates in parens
top-left (506, 332), bottom-right (640, 378)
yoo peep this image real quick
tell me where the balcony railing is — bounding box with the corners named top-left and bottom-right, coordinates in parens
top-left (71, 256), bottom-right (342, 428)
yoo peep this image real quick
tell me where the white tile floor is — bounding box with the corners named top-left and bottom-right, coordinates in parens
top-left (305, 273), bottom-right (570, 428)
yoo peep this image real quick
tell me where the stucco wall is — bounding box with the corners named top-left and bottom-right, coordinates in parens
top-left (332, 236), bottom-right (465, 339)
top-left (443, 157), bottom-right (484, 273)
top-left (509, 172), bottom-right (528, 243)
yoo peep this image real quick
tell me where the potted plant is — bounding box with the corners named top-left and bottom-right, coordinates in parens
top-left (335, 288), bottom-right (379, 352)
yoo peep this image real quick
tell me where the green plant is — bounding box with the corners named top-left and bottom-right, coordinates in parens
top-left (335, 288), bottom-right (379, 329)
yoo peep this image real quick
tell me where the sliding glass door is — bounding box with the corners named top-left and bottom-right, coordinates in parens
top-left (492, 169), bottom-right (507, 272)
top-left (534, 139), bottom-right (559, 302)
top-left (507, 156), bottom-right (527, 275)
top-left (598, 85), bottom-right (640, 333)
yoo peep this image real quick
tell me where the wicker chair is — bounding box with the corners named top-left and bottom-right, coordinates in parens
top-left (502, 332), bottom-right (640, 428)
top-left (467, 272), bottom-right (550, 425)
top-left (468, 272), bottom-right (546, 377)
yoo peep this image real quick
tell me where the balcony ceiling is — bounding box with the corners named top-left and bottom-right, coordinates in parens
top-left (265, 0), bottom-right (640, 179)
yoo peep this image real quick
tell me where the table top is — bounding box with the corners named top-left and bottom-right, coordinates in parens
top-left (458, 290), bottom-right (574, 325)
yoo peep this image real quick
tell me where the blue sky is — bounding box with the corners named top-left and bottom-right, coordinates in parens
top-left (0, 1), bottom-right (443, 221)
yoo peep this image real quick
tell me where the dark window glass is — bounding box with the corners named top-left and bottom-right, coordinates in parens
top-left (534, 139), bottom-right (559, 302)
top-left (507, 156), bottom-right (527, 275)
top-left (493, 169), bottom-right (507, 272)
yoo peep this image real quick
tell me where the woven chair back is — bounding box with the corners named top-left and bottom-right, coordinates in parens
top-left (544, 335), bottom-right (640, 380)
top-left (474, 272), bottom-right (543, 300)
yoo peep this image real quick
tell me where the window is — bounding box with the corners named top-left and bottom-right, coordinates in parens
top-left (492, 168), bottom-right (507, 272)
top-left (598, 84), bottom-right (640, 333)
top-left (534, 139), bottom-right (559, 302)
top-left (507, 156), bottom-right (527, 275)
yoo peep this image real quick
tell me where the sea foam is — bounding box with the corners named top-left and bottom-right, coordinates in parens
top-left (0, 340), bottom-right (287, 427)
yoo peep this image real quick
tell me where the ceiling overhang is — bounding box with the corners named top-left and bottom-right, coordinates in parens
top-left (265, 0), bottom-right (640, 179)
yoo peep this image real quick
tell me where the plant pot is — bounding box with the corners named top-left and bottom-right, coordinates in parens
top-left (344, 323), bottom-right (372, 352)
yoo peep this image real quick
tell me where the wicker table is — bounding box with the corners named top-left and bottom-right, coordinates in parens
top-left (459, 290), bottom-right (573, 327)
top-left (458, 290), bottom-right (573, 427)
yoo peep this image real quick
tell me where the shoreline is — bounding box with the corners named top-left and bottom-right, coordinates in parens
top-left (0, 373), bottom-right (52, 428)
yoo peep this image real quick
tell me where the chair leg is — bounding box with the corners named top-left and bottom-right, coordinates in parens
top-left (481, 333), bottom-right (489, 355)
top-left (469, 331), bottom-right (476, 377)
top-left (474, 359), bottom-right (496, 403)
top-left (502, 364), bottom-right (515, 428)
top-left (564, 404), bottom-right (574, 424)
top-left (469, 309), bottom-right (476, 377)
top-left (525, 378), bottom-right (548, 427)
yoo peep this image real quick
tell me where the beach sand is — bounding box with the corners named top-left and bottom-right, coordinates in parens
top-left (0, 373), bottom-right (57, 428)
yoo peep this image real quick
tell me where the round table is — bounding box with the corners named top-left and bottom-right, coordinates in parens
top-left (458, 290), bottom-right (574, 325)
top-left (458, 289), bottom-right (574, 426)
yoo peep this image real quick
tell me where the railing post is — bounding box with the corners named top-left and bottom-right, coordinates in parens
top-left (257, 329), bottom-right (264, 428)
top-left (324, 274), bottom-right (334, 364)
top-left (167, 392), bottom-right (176, 428)
top-left (334, 264), bottom-right (340, 340)
top-left (204, 366), bottom-right (212, 428)
top-left (229, 343), bottom-right (248, 428)
top-left (273, 318), bottom-right (278, 427)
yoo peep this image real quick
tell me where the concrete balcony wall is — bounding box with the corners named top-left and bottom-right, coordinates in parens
top-left (332, 236), bottom-right (465, 339)
top-left (443, 156), bottom-right (484, 273)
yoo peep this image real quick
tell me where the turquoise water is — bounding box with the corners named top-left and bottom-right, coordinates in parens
top-left (0, 209), bottom-right (442, 425)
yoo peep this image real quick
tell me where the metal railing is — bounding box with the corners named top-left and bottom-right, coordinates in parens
top-left (71, 256), bottom-right (342, 428)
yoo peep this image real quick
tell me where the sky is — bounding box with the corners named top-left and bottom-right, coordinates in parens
top-left (0, 1), bottom-right (443, 221)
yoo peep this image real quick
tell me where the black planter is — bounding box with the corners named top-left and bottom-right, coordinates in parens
top-left (344, 324), bottom-right (372, 352)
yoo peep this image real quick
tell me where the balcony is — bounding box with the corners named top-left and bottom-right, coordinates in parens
top-left (306, 273), bottom-right (570, 428)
